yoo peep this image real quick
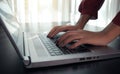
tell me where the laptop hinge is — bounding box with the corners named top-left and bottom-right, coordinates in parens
top-left (23, 56), bottom-right (31, 66)
top-left (23, 32), bottom-right (31, 66)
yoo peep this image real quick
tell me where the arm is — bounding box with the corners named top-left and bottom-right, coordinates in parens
top-left (47, 0), bottom-right (104, 38)
top-left (76, 14), bottom-right (91, 29)
top-left (76, 0), bottom-right (105, 29)
top-left (79, 0), bottom-right (105, 19)
top-left (57, 12), bottom-right (120, 49)
top-left (101, 22), bottom-right (120, 44)
top-left (103, 11), bottom-right (120, 44)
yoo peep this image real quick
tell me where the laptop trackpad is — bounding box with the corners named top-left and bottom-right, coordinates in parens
top-left (32, 38), bottom-right (49, 57)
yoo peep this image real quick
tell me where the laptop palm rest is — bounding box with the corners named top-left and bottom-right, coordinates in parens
top-left (32, 37), bottom-right (49, 57)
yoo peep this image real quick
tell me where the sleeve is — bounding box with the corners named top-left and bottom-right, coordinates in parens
top-left (79, 0), bottom-right (105, 19)
top-left (112, 11), bottom-right (120, 26)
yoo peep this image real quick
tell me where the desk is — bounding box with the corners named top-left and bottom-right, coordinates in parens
top-left (0, 24), bottom-right (120, 74)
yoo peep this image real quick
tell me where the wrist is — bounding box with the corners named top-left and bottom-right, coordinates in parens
top-left (100, 22), bottom-right (120, 44)
top-left (75, 14), bottom-right (91, 29)
top-left (75, 24), bottom-right (85, 29)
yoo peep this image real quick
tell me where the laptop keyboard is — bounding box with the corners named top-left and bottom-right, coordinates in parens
top-left (39, 33), bottom-right (90, 56)
top-left (39, 34), bottom-right (63, 56)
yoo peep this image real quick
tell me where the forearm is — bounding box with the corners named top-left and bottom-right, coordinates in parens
top-left (102, 22), bottom-right (120, 43)
top-left (75, 14), bottom-right (91, 29)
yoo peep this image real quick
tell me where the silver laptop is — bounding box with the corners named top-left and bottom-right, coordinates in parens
top-left (1, 1), bottom-right (120, 68)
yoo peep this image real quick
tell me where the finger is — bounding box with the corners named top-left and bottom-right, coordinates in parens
top-left (69, 39), bottom-right (86, 49)
top-left (47, 26), bottom-right (60, 38)
top-left (57, 31), bottom-right (77, 45)
top-left (49, 26), bottom-right (69, 38)
top-left (61, 35), bottom-right (84, 47)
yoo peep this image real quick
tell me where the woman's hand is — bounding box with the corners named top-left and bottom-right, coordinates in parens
top-left (56, 22), bottom-right (120, 49)
top-left (57, 30), bottom-right (111, 49)
top-left (47, 25), bottom-right (79, 38)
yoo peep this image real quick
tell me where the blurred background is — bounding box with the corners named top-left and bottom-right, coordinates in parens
top-left (1, 0), bottom-right (120, 32)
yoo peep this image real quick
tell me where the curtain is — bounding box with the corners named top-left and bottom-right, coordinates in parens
top-left (7, 0), bottom-right (120, 32)
top-left (9, 0), bottom-right (81, 32)
top-left (87, 0), bottom-right (120, 31)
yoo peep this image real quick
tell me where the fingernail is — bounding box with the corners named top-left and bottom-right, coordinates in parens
top-left (47, 36), bottom-right (50, 38)
top-left (47, 35), bottom-right (51, 38)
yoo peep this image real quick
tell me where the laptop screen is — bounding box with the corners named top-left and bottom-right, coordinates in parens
top-left (0, 1), bottom-right (24, 57)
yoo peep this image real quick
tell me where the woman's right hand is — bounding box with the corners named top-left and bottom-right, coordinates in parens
top-left (47, 25), bottom-right (79, 38)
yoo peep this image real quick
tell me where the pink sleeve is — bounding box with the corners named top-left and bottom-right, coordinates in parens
top-left (79, 0), bottom-right (105, 19)
top-left (112, 11), bottom-right (120, 26)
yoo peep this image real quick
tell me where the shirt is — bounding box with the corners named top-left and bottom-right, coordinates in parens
top-left (79, 0), bottom-right (120, 26)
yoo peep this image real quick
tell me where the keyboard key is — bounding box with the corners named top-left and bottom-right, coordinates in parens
top-left (50, 52), bottom-right (56, 56)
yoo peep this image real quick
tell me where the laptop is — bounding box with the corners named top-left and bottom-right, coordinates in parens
top-left (0, 1), bottom-right (120, 68)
